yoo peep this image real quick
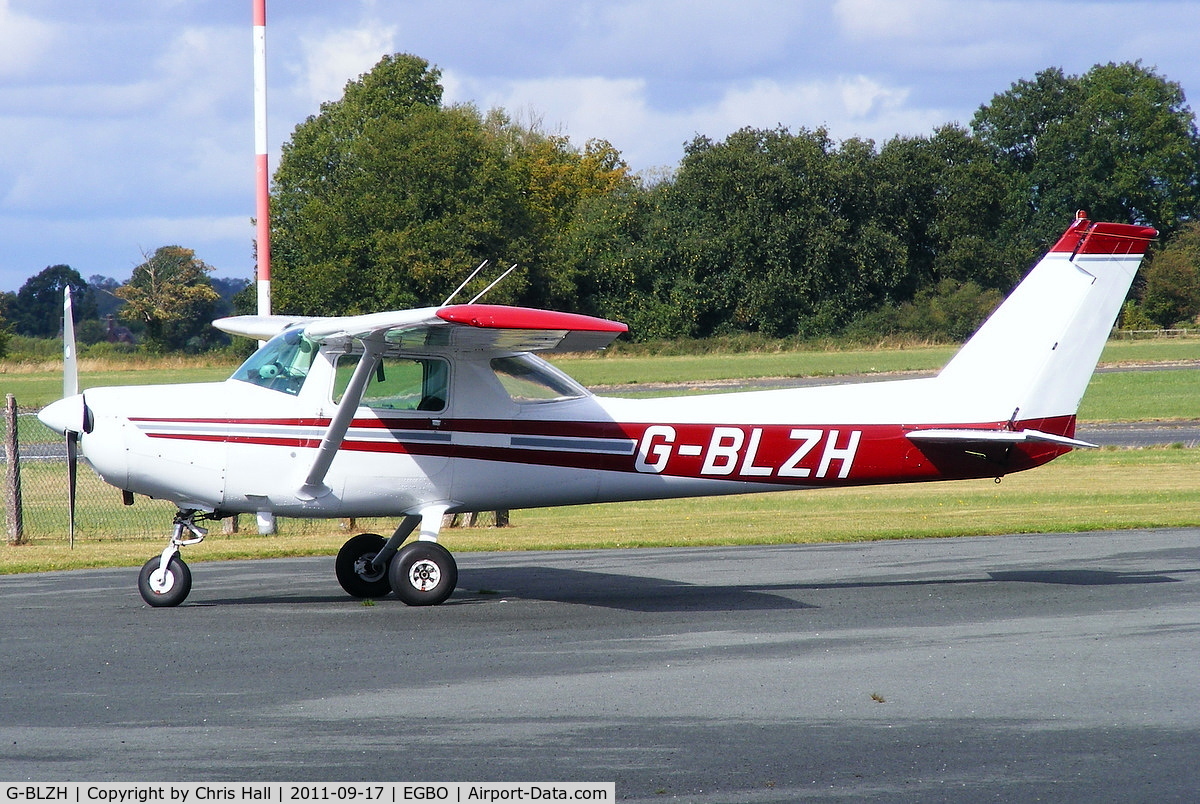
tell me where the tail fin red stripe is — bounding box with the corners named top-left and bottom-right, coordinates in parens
top-left (1049, 215), bottom-right (1157, 255)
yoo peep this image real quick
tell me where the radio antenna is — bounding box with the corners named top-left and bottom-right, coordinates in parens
top-left (441, 260), bottom-right (489, 306)
top-left (469, 263), bottom-right (519, 304)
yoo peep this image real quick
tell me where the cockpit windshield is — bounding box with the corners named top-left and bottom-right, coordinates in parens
top-left (230, 327), bottom-right (317, 396)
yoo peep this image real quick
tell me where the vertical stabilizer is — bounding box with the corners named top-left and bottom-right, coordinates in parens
top-left (935, 214), bottom-right (1156, 424)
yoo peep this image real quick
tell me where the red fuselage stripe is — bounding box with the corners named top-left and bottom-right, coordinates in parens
top-left (133, 415), bottom-right (1076, 486)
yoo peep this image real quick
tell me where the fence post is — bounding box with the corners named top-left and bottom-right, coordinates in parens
top-left (5, 394), bottom-right (24, 545)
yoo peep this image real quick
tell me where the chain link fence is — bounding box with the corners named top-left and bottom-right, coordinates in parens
top-left (5, 399), bottom-right (506, 546)
top-left (3, 403), bottom-right (361, 545)
top-left (5, 406), bottom-right (183, 544)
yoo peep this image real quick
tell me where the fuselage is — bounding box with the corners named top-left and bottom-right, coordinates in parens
top-left (51, 337), bottom-right (1068, 519)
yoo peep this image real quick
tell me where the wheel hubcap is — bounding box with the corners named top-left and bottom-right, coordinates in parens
top-left (149, 568), bottom-right (175, 594)
top-left (408, 559), bottom-right (441, 591)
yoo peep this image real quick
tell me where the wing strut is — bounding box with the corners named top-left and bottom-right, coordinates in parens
top-left (296, 337), bottom-right (385, 501)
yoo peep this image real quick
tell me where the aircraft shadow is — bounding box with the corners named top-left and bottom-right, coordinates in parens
top-left (986, 568), bottom-right (1186, 585)
top-left (455, 565), bottom-right (816, 612)
top-left (769, 567), bottom-right (1193, 593)
top-left (452, 564), bottom-right (1194, 610)
top-left (187, 564), bottom-right (1195, 611)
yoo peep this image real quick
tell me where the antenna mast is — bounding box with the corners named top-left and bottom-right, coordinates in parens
top-left (253, 0), bottom-right (271, 316)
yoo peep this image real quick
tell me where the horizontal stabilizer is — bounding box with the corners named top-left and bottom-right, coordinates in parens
top-left (906, 428), bottom-right (1098, 450)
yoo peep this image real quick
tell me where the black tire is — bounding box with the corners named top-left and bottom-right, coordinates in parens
top-left (389, 541), bottom-right (457, 606)
top-left (138, 554), bottom-right (192, 607)
top-left (335, 533), bottom-right (392, 598)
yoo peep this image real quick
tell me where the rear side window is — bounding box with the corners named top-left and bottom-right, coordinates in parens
top-left (490, 354), bottom-right (586, 402)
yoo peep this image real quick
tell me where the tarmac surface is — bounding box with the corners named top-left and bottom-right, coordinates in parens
top-left (3, 530), bottom-right (1200, 801)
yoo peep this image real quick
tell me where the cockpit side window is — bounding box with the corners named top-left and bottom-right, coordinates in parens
top-left (333, 355), bottom-right (449, 412)
top-left (230, 327), bottom-right (317, 396)
top-left (490, 354), bottom-right (587, 403)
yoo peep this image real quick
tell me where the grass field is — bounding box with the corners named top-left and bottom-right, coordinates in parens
top-left (3, 336), bottom-right (1198, 574)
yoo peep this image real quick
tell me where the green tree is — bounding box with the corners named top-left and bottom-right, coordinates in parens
top-left (271, 53), bottom-right (635, 316)
top-left (9, 265), bottom-right (95, 338)
top-left (973, 62), bottom-right (1200, 244)
top-left (554, 180), bottom-right (691, 339)
top-left (496, 115), bottom-right (636, 309)
top-left (1138, 222), bottom-right (1200, 326)
top-left (116, 246), bottom-right (221, 352)
top-left (592, 126), bottom-right (920, 339)
top-left (0, 294), bottom-right (10, 358)
top-left (877, 125), bottom-right (1028, 293)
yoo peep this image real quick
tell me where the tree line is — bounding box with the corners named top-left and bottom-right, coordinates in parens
top-left (0, 251), bottom-right (248, 356)
top-left (3, 54), bottom-right (1198, 358)
top-left (269, 55), bottom-right (1200, 342)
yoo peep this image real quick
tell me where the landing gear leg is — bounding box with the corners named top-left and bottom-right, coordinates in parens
top-left (137, 509), bottom-right (208, 607)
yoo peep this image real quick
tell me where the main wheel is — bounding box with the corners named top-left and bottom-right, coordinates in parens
top-left (138, 554), bottom-right (192, 607)
top-left (335, 533), bottom-right (392, 598)
top-left (389, 541), bottom-right (457, 606)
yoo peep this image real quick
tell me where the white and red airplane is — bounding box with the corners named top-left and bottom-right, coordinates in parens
top-left (38, 213), bottom-right (1156, 607)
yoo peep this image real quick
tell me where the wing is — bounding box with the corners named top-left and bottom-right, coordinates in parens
top-left (240, 303), bottom-right (627, 500)
top-left (299, 303), bottom-right (628, 353)
top-left (213, 314), bottom-right (315, 341)
top-left (217, 304), bottom-right (627, 354)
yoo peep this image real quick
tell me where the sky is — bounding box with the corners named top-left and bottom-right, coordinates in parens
top-left (1, 0), bottom-right (1198, 293)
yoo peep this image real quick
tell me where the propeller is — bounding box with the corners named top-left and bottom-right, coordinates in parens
top-left (60, 287), bottom-right (81, 548)
top-left (36, 287), bottom-right (92, 549)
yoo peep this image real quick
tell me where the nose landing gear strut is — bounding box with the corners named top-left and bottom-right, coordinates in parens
top-left (136, 509), bottom-right (209, 607)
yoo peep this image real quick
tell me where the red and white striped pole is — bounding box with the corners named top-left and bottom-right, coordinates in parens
top-left (253, 0), bottom-right (277, 536)
top-left (253, 0), bottom-right (271, 317)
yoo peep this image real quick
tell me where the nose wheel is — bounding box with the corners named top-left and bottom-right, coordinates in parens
top-left (137, 553), bottom-right (191, 607)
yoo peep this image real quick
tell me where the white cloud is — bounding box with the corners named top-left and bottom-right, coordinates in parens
top-left (0, 0), bottom-right (55, 77)
top-left (833, 0), bottom-right (937, 40)
top-left (459, 71), bottom-right (948, 173)
top-left (294, 24), bottom-right (398, 108)
top-left (451, 74), bottom-right (661, 167)
top-left (154, 26), bottom-right (247, 118)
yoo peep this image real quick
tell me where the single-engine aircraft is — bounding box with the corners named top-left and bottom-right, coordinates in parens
top-left (38, 213), bottom-right (1156, 607)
